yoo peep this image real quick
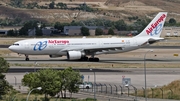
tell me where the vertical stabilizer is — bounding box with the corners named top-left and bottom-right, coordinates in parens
top-left (134, 12), bottom-right (167, 38)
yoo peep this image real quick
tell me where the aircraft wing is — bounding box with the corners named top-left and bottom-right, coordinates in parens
top-left (60, 46), bottom-right (123, 53)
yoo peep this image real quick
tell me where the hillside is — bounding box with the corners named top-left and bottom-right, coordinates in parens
top-left (0, 0), bottom-right (180, 23)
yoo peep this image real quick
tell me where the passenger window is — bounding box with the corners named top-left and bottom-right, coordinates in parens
top-left (13, 43), bottom-right (19, 46)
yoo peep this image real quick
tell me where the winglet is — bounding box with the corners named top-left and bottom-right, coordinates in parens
top-left (134, 12), bottom-right (167, 38)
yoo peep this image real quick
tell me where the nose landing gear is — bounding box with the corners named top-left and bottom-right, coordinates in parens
top-left (25, 54), bottom-right (29, 61)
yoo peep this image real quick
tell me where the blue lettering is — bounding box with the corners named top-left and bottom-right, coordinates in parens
top-left (150, 24), bottom-right (163, 36)
top-left (155, 24), bottom-right (162, 35)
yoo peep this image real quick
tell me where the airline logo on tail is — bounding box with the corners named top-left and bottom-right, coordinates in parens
top-left (146, 14), bottom-right (166, 36)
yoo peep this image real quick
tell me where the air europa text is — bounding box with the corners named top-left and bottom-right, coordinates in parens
top-left (146, 14), bottom-right (166, 35)
top-left (48, 40), bottom-right (69, 44)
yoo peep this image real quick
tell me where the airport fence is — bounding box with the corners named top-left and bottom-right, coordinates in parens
top-left (10, 82), bottom-right (136, 97)
top-left (9, 83), bottom-right (175, 101)
top-left (79, 83), bottom-right (175, 100)
top-left (80, 83), bottom-right (138, 100)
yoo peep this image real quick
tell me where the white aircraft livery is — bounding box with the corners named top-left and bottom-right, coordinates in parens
top-left (9, 12), bottom-right (167, 62)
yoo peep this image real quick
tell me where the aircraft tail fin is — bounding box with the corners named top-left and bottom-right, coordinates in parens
top-left (134, 12), bottom-right (167, 38)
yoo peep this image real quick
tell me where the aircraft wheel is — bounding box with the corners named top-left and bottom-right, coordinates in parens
top-left (89, 58), bottom-right (99, 62)
top-left (94, 58), bottom-right (99, 62)
top-left (89, 58), bottom-right (93, 62)
top-left (79, 57), bottom-right (89, 61)
top-left (25, 58), bottom-right (29, 61)
top-left (84, 57), bottom-right (88, 61)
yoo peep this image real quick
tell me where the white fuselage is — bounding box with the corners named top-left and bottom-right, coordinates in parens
top-left (9, 37), bottom-right (149, 56)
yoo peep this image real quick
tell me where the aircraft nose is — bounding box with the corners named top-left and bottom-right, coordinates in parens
top-left (8, 45), bottom-right (12, 50)
top-left (8, 45), bottom-right (15, 51)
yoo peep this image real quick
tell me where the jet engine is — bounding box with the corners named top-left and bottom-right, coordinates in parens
top-left (49, 55), bottom-right (62, 58)
top-left (67, 51), bottom-right (85, 60)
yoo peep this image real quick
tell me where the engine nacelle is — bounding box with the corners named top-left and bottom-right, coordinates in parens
top-left (49, 55), bottom-right (62, 58)
top-left (67, 51), bottom-right (85, 60)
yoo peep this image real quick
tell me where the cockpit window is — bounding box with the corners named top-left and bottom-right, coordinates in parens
top-left (12, 43), bottom-right (19, 46)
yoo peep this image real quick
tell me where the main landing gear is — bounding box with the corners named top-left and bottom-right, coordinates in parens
top-left (89, 57), bottom-right (99, 62)
top-left (79, 56), bottom-right (99, 62)
top-left (79, 56), bottom-right (89, 61)
top-left (25, 54), bottom-right (29, 61)
top-left (88, 54), bottom-right (99, 62)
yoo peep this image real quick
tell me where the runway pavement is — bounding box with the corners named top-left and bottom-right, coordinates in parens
top-left (5, 56), bottom-right (180, 64)
top-left (7, 67), bottom-right (129, 73)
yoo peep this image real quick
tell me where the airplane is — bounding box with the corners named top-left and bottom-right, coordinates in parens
top-left (9, 12), bottom-right (167, 62)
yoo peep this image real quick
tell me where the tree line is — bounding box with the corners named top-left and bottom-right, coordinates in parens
top-left (7, 17), bottom-right (180, 37)
top-left (0, 57), bottom-right (13, 100)
top-left (5, 18), bottom-right (138, 36)
top-left (22, 67), bottom-right (82, 99)
top-left (0, 56), bottom-right (83, 100)
top-left (9, 0), bottom-right (95, 12)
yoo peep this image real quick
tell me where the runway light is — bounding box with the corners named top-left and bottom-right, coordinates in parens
top-left (174, 54), bottom-right (178, 57)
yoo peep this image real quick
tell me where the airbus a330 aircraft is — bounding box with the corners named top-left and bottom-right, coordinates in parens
top-left (9, 12), bottom-right (167, 62)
